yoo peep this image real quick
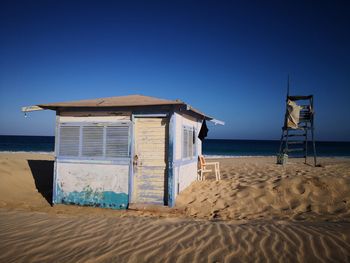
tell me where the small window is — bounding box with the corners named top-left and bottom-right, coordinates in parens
top-left (182, 126), bottom-right (196, 159)
top-left (58, 122), bottom-right (130, 159)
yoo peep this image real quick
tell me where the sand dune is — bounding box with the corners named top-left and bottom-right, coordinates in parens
top-left (0, 153), bottom-right (350, 262)
top-left (177, 157), bottom-right (350, 221)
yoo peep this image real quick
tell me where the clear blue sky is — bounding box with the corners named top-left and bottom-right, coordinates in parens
top-left (0, 0), bottom-right (349, 140)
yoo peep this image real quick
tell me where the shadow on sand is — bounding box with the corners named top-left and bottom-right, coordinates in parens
top-left (28, 160), bottom-right (54, 206)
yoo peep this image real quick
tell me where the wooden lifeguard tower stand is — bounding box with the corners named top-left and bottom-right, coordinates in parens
top-left (278, 78), bottom-right (317, 166)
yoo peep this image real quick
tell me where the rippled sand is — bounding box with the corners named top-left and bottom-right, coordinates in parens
top-left (1, 209), bottom-right (349, 263)
top-left (0, 153), bottom-right (349, 262)
top-left (177, 157), bottom-right (350, 221)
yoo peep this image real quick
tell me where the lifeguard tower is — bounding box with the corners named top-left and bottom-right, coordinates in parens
top-left (277, 79), bottom-right (317, 166)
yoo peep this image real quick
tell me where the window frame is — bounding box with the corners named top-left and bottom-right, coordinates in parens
top-left (182, 125), bottom-right (197, 160)
top-left (57, 121), bottom-right (131, 161)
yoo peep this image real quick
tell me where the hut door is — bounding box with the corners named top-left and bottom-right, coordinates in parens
top-left (133, 117), bottom-right (168, 205)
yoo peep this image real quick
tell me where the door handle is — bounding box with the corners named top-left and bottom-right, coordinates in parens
top-left (133, 155), bottom-right (139, 166)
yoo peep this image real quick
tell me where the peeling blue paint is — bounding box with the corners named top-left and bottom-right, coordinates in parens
top-left (55, 186), bottom-right (128, 209)
top-left (168, 111), bottom-right (175, 207)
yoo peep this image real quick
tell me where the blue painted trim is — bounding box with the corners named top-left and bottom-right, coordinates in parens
top-left (168, 111), bottom-right (175, 207)
top-left (56, 158), bottom-right (131, 165)
top-left (128, 114), bottom-right (135, 204)
top-left (173, 113), bottom-right (178, 198)
top-left (56, 156), bottom-right (131, 163)
top-left (55, 115), bottom-right (60, 157)
top-left (52, 115), bottom-right (60, 205)
top-left (53, 160), bottom-right (58, 204)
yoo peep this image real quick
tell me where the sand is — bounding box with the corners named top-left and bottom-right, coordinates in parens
top-left (0, 153), bottom-right (350, 262)
top-left (177, 157), bottom-right (350, 221)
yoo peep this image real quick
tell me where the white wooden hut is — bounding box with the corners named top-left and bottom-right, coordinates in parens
top-left (22, 95), bottom-right (224, 209)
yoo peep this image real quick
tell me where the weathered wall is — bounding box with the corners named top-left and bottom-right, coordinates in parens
top-left (174, 112), bottom-right (202, 160)
top-left (55, 162), bottom-right (129, 209)
top-left (174, 162), bottom-right (198, 194)
top-left (173, 113), bottom-right (202, 199)
top-left (54, 114), bottom-right (131, 209)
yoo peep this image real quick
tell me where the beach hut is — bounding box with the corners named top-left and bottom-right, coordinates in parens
top-left (22, 95), bottom-right (224, 209)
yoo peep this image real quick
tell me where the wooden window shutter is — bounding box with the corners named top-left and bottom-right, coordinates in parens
top-left (59, 126), bottom-right (80, 157)
top-left (188, 128), bottom-right (193, 157)
top-left (82, 126), bottom-right (104, 157)
top-left (106, 126), bottom-right (129, 158)
top-left (183, 126), bottom-right (189, 158)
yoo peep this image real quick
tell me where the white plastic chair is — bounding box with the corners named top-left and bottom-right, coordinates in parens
top-left (198, 155), bottom-right (221, 181)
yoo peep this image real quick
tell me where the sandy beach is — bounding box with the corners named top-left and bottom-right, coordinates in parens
top-left (0, 153), bottom-right (350, 262)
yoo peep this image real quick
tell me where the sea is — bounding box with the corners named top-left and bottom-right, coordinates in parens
top-left (0, 135), bottom-right (349, 157)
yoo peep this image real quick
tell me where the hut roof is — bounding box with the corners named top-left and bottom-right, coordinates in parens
top-left (38, 94), bottom-right (183, 108)
top-left (22, 95), bottom-right (224, 124)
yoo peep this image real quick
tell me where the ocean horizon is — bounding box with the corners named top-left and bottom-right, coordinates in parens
top-left (0, 135), bottom-right (349, 157)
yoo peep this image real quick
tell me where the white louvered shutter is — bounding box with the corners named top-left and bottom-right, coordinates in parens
top-left (59, 126), bottom-right (80, 156)
top-left (188, 128), bottom-right (193, 157)
top-left (82, 126), bottom-right (104, 157)
top-left (183, 127), bottom-right (188, 158)
top-left (106, 126), bottom-right (129, 158)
